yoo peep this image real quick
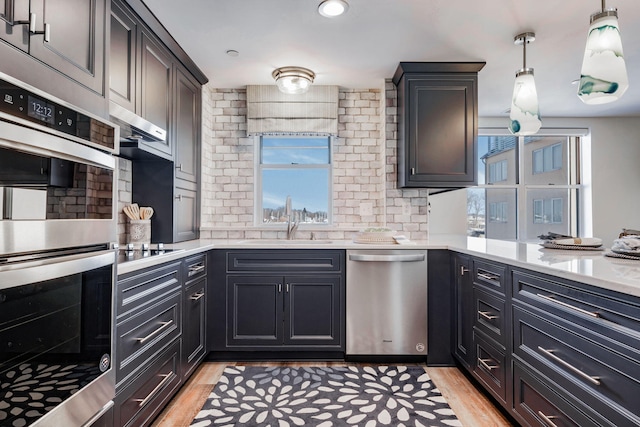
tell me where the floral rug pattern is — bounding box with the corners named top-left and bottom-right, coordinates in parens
top-left (191, 365), bottom-right (462, 427)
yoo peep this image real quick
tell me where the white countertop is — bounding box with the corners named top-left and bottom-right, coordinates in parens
top-left (116, 235), bottom-right (640, 298)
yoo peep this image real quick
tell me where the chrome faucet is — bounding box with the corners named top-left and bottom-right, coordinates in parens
top-left (285, 196), bottom-right (299, 240)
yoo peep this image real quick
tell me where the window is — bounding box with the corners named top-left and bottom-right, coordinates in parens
top-left (467, 134), bottom-right (582, 241)
top-left (488, 160), bottom-right (507, 183)
top-left (257, 136), bottom-right (331, 225)
top-left (533, 198), bottom-right (563, 224)
top-left (532, 143), bottom-right (562, 174)
top-left (489, 201), bottom-right (508, 223)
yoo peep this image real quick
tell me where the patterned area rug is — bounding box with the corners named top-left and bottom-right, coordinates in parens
top-left (191, 366), bottom-right (462, 427)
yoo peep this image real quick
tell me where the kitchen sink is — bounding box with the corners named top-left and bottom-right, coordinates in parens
top-left (234, 239), bottom-right (335, 245)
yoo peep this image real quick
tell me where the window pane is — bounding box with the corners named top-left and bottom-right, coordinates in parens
top-left (261, 169), bottom-right (329, 224)
top-left (467, 188), bottom-right (517, 240)
top-left (477, 136), bottom-right (517, 185)
top-left (525, 189), bottom-right (573, 239)
top-left (262, 137), bottom-right (329, 165)
top-left (524, 137), bottom-right (568, 185)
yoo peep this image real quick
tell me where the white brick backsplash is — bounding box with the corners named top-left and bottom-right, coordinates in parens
top-left (199, 83), bottom-right (428, 241)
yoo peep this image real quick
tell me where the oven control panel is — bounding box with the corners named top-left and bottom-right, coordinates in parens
top-left (0, 77), bottom-right (117, 152)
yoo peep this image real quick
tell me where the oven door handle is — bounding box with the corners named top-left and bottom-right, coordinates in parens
top-left (0, 249), bottom-right (115, 289)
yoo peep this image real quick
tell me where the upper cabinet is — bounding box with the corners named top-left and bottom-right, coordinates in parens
top-left (109, 0), bottom-right (137, 112)
top-left (174, 67), bottom-right (201, 184)
top-left (0, 0), bottom-right (108, 115)
top-left (393, 62), bottom-right (485, 189)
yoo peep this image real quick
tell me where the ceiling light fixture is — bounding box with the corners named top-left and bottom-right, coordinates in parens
top-left (578, 0), bottom-right (628, 104)
top-left (318, 0), bottom-right (349, 18)
top-left (509, 32), bottom-right (541, 136)
top-left (272, 66), bottom-right (316, 95)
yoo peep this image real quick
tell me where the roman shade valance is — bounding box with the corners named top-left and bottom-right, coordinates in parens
top-left (246, 85), bottom-right (339, 135)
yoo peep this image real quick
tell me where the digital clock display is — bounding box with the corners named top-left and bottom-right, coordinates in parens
top-left (28, 95), bottom-right (55, 125)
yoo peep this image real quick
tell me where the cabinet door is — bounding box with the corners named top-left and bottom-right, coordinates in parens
top-left (174, 66), bottom-right (200, 183)
top-left (182, 276), bottom-right (206, 379)
top-left (173, 186), bottom-right (198, 242)
top-left (0, 0), bottom-right (29, 52)
top-left (29, 0), bottom-right (106, 94)
top-left (227, 275), bottom-right (283, 346)
top-left (398, 74), bottom-right (477, 188)
top-left (139, 29), bottom-right (172, 155)
top-left (109, 0), bottom-right (137, 111)
top-left (453, 254), bottom-right (474, 368)
top-left (284, 275), bottom-right (342, 347)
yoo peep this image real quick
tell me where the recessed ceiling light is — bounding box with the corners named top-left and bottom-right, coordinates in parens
top-left (226, 50), bottom-right (239, 57)
top-left (318, 0), bottom-right (349, 18)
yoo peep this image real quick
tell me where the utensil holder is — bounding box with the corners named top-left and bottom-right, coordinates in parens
top-left (128, 219), bottom-right (151, 249)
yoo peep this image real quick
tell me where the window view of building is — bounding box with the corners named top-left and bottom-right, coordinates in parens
top-left (468, 134), bottom-right (580, 241)
top-left (258, 136), bottom-right (331, 225)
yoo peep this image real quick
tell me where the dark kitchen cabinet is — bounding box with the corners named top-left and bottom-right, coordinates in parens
top-left (182, 254), bottom-right (207, 379)
top-left (174, 66), bottom-right (201, 184)
top-left (174, 186), bottom-right (198, 242)
top-left (109, 0), bottom-right (137, 112)
top-left (28, 0), bottom-right (106, 95)
top-left (0, 0), bottom-right (30, 52)
top-left (453, 253), bottom-right (474, 368)
top-left (139, 29), bottom-right (172, 156)
top-left (210, 250), bottom-right (345, 356)
top-left (226, 274), bottom-right (342, 348)
top-left (393, 62), bottom-right (484, 189)
top-left (0, 0), bottom-right (107, 114)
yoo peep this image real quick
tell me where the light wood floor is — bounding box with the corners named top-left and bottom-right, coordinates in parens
top-left (152, 362), bottom-right (514, 427)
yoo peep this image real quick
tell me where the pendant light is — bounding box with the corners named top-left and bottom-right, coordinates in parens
top-left (272, 66), bottom-right (316, 95)
top-left (509, 32), bottom-right (541, 136)
top-left (578, 0), bottom-right (628, 104)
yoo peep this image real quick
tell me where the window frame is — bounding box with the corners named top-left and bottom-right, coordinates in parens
top-left (532, 142), bottom-right (563, 174)
top-left (475, 130), bottom-right (585, 241)
top-left (254, 135), bottom-right (334, 227)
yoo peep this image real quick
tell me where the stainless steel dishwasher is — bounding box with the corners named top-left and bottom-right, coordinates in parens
top-left (346, 249), bottom-right (428, 355)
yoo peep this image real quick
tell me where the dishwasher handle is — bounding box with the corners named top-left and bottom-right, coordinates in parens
top-left (348, 253), bottom-right (425, 262)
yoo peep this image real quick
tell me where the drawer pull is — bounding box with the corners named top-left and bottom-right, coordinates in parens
top-left (538, 411), bottom-right (559, 427)
top-left (460, 266), bottom-right (469, 275)
top-left (188, 263), bottom-right (205, 276)
top-left (190, 291), bottom-right (205, 301)
top-left (477, 272), bottom-right (499, 281)
top-left (536, 294), bottom-right (600, 318)
top-left (537, 346), bottom-right (601, 386)
top-left (134, 372), bottom-right (174, 408)
top-left (135, 321), bottom-right (172, 344)
top-left (478, 358), bottom-right (499, 371)
top-left (478, 311), bottom-right (498, 320)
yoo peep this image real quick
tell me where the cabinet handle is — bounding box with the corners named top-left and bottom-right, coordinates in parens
top-left (536, 294), bottom-right (600, 318)
top-left (135, 321), bottom-right (172, 344)
top-left (190, 291), bottom-right (205, 301)
top-left (478, 358), bottom-right (498, 371)
top-left (537, 346), bottom-right (601, 385)
top-left (410, 167), bottom-right (416, 175)
top-left (175, 194), bottom-right (182, 201)
top-left (19, 13), bottom-right (50, 42)
top-left (176, 163), bottom-right (183, 172)
top-left (478, 311), bottom-right (498, 320)
top-left (477, 272), bottom-right (499, 281)
top-left (133, 372), bottom-right (174, 408)
top-left (286, 283), bottom-right (289, 293)
top-left (537, 411), bottom-right (559, 427)
top-left (188, 263), bottom-right (205, 276)
top-left (460, 266), bottom-right (469, 276)
top-left (278, 284), bottom-right (282, 293)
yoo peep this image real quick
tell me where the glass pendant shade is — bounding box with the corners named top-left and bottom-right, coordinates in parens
top-left (509, 71), bottom-right (542, 135)
top-left (272, 67), bottom-right (315, 95)
top-left (578, 10), bottom-right (628, 104)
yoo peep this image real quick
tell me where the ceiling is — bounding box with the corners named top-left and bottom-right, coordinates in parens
top-left (144, 0), bottom-right (640, 118)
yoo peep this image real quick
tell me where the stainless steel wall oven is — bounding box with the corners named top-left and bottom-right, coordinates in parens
top-left (0, 72), bottom-right (118, 426)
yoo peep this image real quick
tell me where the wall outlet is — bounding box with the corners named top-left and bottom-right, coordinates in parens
top-left (360, 202), bottom-right (373, 217)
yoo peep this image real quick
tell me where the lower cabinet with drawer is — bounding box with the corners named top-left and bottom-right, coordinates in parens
top-left (209, 249), bottom-right (345, 358)
top-left (452, 253), bottom-right (640, 427)
top-left (114, 253), bottom-right (208, 427)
